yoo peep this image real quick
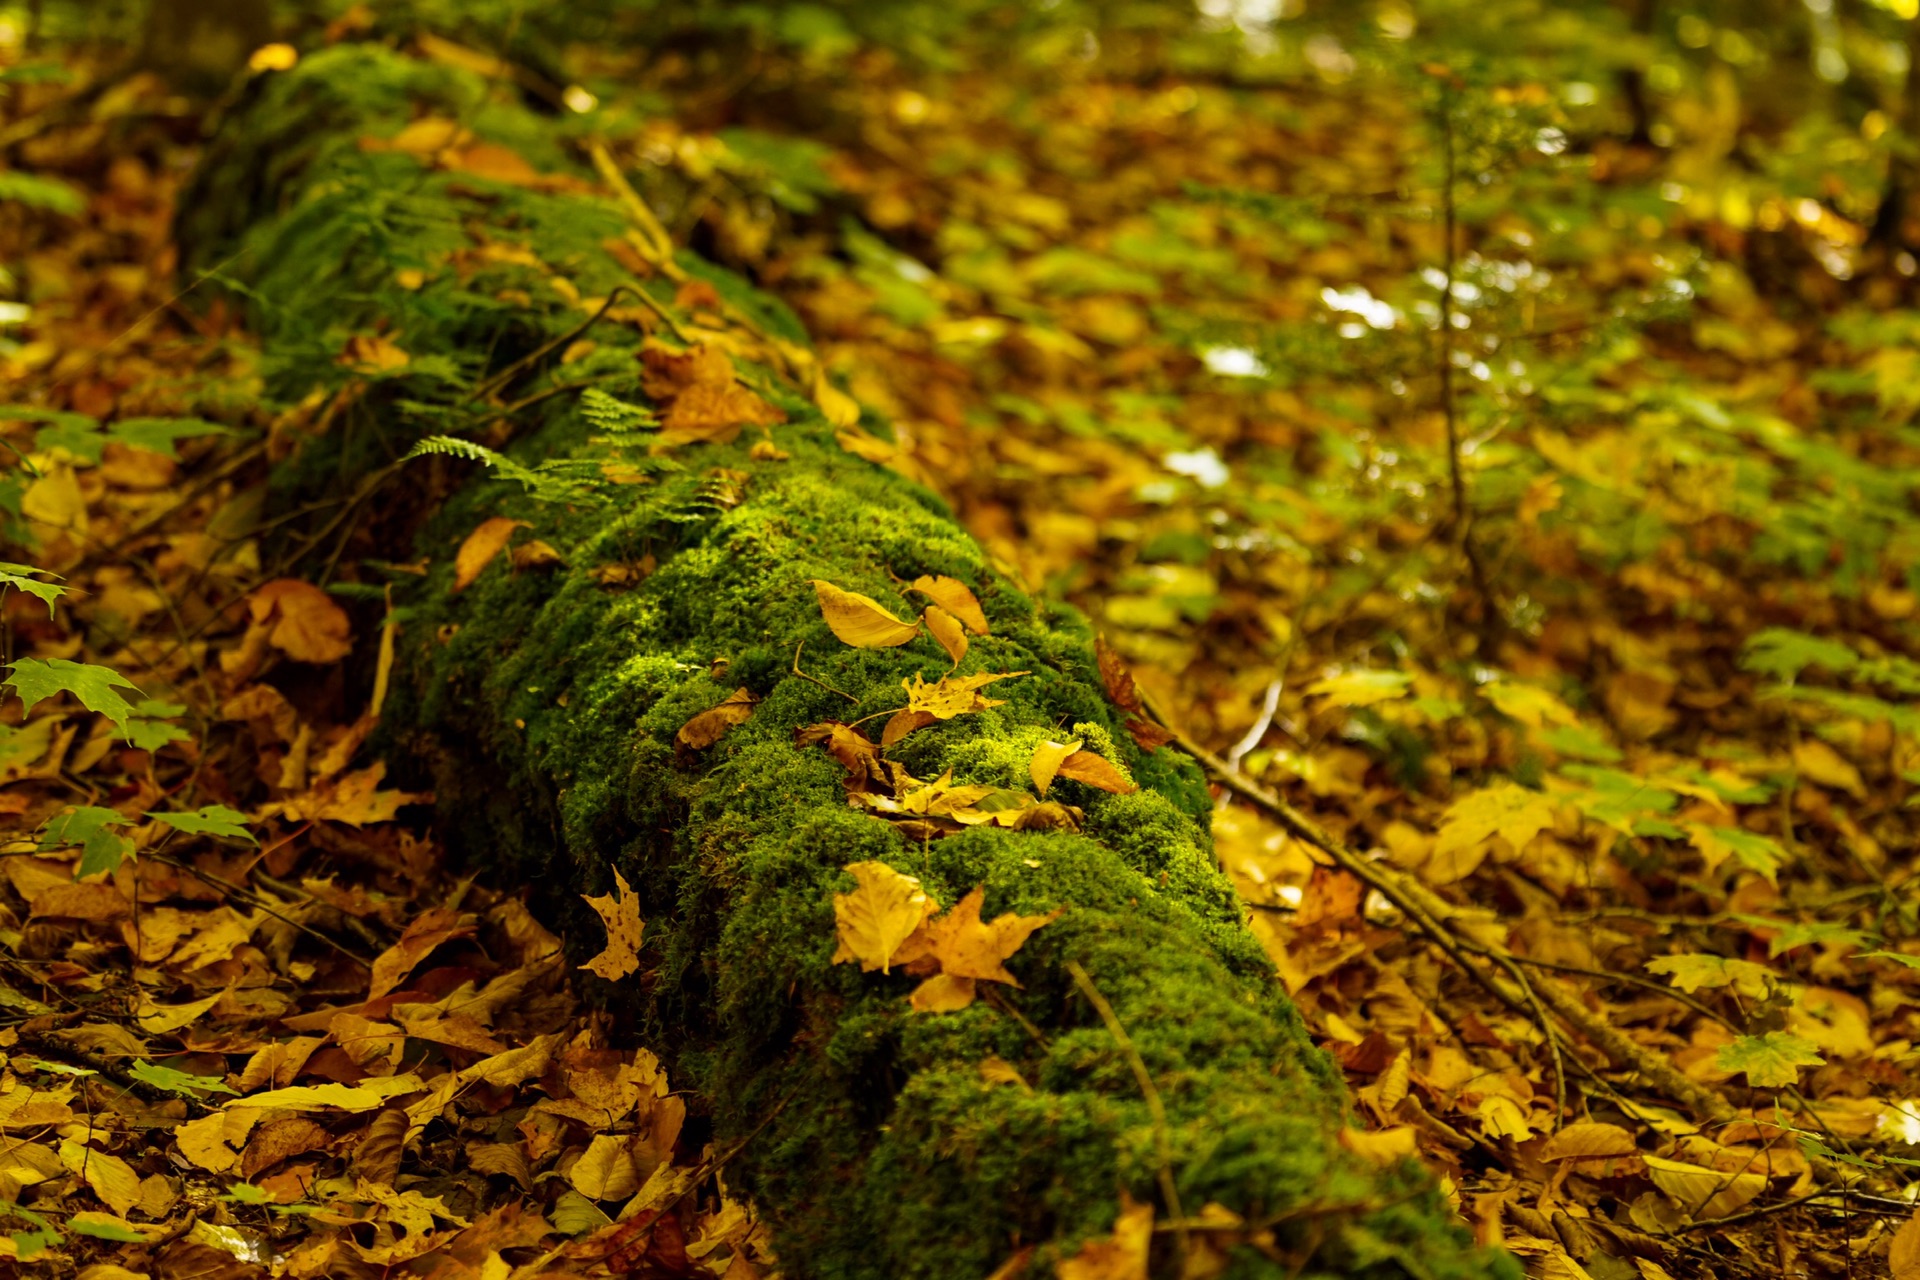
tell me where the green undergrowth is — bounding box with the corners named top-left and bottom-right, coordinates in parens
top-left (192, 42), bottom-right (1515, 1280)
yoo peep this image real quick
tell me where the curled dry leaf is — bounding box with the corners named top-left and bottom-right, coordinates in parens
top-left (831, 861), bottom-right (937, 973)
top-left (910, 574), bottom-right (989, 635)
top-left (247, 579), bottom-right (353, 664)
top-left (676, 687), bottom-right (759, 752)
top-left (923, 605), bottom-right (967, 667)
top-left (453, 517), bottom-right (529, 591)
top-left (580, 869), bottom-right (644, 981)
top-left (1092, 634), bottom-right (1175, 752)
top-left (1053, 746), bottom-right (1136, 795)
top-left (811, 580), bottom-right (920, 648)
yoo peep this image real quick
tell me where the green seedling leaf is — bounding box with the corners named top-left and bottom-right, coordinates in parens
top-left (129, 1058), bottom-right (239, 1097)
top-left (107, 417), bottom-right (232, 458)
top-left (1715, 1032), bottom-right (1823, 1088)
top-left (67, 1214), bottom-right (145, 1243)
top-left (147, 805), bottom-right (255, 843)
top-left (4, 657), bottom-right (139, 735)
top-left (1739, 627), bottom-right (1858, 682)
top-left (0, 561), bottom-right (63, 614)
top-left (40, 806), bottom-right (135, 879)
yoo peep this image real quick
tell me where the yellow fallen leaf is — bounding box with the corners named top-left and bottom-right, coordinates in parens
top-left (454, 517), bottom-right (530, 591)
top-left (1485, 681), bottom-right (1581, 729)
top-left (247, 41), bottom-right (299, 72)
top-left (831, 861), bottom-right (937, 973)
top-left (134, 990), bottom-right (223, 1035)
top-left (1030, 739), bottom-right (1083, 796)
top-left (1055, 747), bottom-right (1137, 795)
top-left (811, 580), bottom-right (920, 648)
top-left (1476, 1095), bottom-right (1533, 1140)
top-left (1430, 784), bottom-right (1556, 884)
top-left (1643, 1153), bottom-right (1766, 1219)
top-left (340, 333), bottom-right (412, 372)
top-left (21, 465), bottom-right (87, 536)
top-left (1539, 1122), bottom-right (1637, 1161)
top-left (675, 687), bottom-right (759, 751)
top-left (1057, 1196), bottom-right (1152, 1280)
top-left (569, 1133), bottom-right (639, 1201)
top-left (902, 670), bottom-right (1026, 719)
top-left (580, 870), bottom-right (644, 981)
top-left (224, 1074), bottom-right (427, 1112)
top-left (910, 574), bottom-right (990, 635)
top-left (909, 972), bottom-right (977, 1013)
top-left (924, 605), bottom-right (967, 667)
top-left (60, 1140), bottom-right (141, 1217)
top-left (1793, 739), bottom-right (1866, 798)
top-left (921, 886), bottom-right (1061, 987)
top-left (173, 1109), bottom-right (259, 1173)
top-left (1337, 1125), bottom-right (1420, 1163)
top-left (1891, 1209), bottom-right (1920, 1280)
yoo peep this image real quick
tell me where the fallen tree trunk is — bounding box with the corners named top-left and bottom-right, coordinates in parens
top-left (185, 41), bottom-right (1511, 1280)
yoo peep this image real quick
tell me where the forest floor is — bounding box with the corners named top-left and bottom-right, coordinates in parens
top-left (0, 20), bottom-right (1917, 1280)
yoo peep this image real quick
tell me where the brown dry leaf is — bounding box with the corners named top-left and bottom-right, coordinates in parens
top-left (134, 990), bottom-right (223, 1035)
top-left (910, 575), bottom-right (990, 635)
top-left (676, 687), bottom-right (759, 751)
top-left (1055, 747), bottom-right (1137, 795)
top-left (369, 907), bottom-right (475, 999)
top-left (1030, 739), bottom-right (1082, 796)
top-left (795, 721), bottom-right (884, 782)
top-left (1094, 634), bottom-right (1145, 716)
top-left (241, 1117), bottom-right (333, 1179)
top-left (922, 886), bottom-right (1061, 987)
top-left (881, 709), bottom-right (938, 747)
top-left (59, 1140), bottom-right (141, 1217)
top-left (246, 579), bottom-right (353, 664)
top-left (271, 761), bottom-right (432, 825)
top-left (1057, 1196), bottom-right (1152, 1280)
top-left (924, 605), bottom-right (968, 667)
top-left (581, 869), bottom-right (644, 981)
top-left (812, 580), bottom-right (920, 648)
top-left (454, 517), bottom-right (530, 591)
top-left (352, 1110), bottom-right (408, 1185)
top-left (510, 539), bottom-right (565, 572)
top-left (831, 861), bottom-right (937, 973)
top-left (1891, 1210), bottom-right (1920, 1280)
top-left (340, 333), bottom-right (411, 372)
top-left (641, 342), bottom-right (786, 447)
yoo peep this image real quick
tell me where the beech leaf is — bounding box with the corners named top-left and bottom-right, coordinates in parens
top-left (811, 579), bottom-right (920, 647)
top-left (454, 517), bottom-right (530, 591)
top-left (831, 861), bottom-right (937, 973)
top-left (910, 575), bottom-right (989, 635)
top-left (923, 605), bottom-right (968, 667)
top-left (1029, 739), bottom-right (1082, 796)
top-left (675, 687), bottom-right (759, 751)
top-left (1054, 747), bottom-right (1137, 795)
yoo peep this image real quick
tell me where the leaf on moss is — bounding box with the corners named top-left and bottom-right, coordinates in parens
top-left (1030, 739), bottom-right (1082, 796)
top-left (881, 709), bottom-right (938, 747)
top-left (1056, 1195), bottom-right (1152, 1280)
top-left (831, 861), bottom-right (937, 973)
top-left (923, 605), bottom-right (967, 667)
top-left (1054, 746), bottom-right (1137, 795)
top-left (921, 886), bottom-right (1060, 987)
top-left (580, 870), bottom-right (644, 981)
top-left (1715, 1031), bottom-right (1823, 1087)
top-left (454, 517), bottom-right (530, 591)
top-left (908, 972), bottom-right (977, 1013)
top-left (910, 575), bottom-right (989, 635)
top-left (811, 580), bottom-right (919, 648)
top-left (902, 670), bottom-right (1025, 720)
top-left (1093, 635), bottom-right (1174, 752)
top-left (676, 687), bottom-right (758, 751)
top-left (641, 342), bottom-right (786, 448)
top-left (796, 721), bottom-right (886, 783)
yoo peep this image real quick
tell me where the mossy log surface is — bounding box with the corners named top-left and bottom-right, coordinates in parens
top-left (189, 43), bottom-right (1515, 1280)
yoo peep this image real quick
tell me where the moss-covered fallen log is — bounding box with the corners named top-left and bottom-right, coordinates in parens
top-left (186, 42), bottom-right (1513, 1280)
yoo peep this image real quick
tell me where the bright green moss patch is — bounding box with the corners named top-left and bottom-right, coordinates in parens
top-left (197, 44), bottom-right (1517, 1280)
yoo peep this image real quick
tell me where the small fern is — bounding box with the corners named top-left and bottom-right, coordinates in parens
top-left (579, 388), bottom-right (657, 434)
top-left (405, 435), bottom-right (597, 503)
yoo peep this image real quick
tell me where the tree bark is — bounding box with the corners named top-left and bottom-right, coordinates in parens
top-left (184, 40), bottom-right (1512, 1280)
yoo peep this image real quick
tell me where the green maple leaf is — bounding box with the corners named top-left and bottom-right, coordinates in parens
top-left (0, 562), bottom-right (64, 615)
top-left (1715, 1032), bottom-right (1823, 1088)
top-left (4, 657), bottom-right (139, 734)
top-left (1686, 824), bottom-right (1789, 883)
top-left (148, 805), bottom-right (255, 843)
top-left (107, 417), bottom-right (231, 458)
top-left (40, 806), bottom-right (134, 879)
top-left (1733, 914), bottom-right (1871, 958)
top-left (1739, 628), bottom-right (1857, 682)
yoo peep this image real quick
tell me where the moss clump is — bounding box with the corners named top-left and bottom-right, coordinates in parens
top-left (196, 43), bottom-right (1518, 1280)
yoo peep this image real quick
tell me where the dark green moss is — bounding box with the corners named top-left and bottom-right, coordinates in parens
top-left (198, 45), bottom-right (1518, 1280)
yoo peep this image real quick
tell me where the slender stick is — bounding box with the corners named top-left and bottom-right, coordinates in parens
top-left (1067, 960), bottom-right (1188, 1270)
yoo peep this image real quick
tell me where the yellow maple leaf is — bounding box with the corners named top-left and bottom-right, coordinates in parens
top-left (831, 861), bottom-right (937, 973)
top-left (580, 870), bottom-right (644, 981)
top-left (921, 886), bottom-right (1061, 987)
top-left (1430, 784), bottom-right (1557, 884)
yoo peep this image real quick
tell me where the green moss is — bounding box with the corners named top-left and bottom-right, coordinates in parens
top-left (203, 44), bottom-right (1517, 1280)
